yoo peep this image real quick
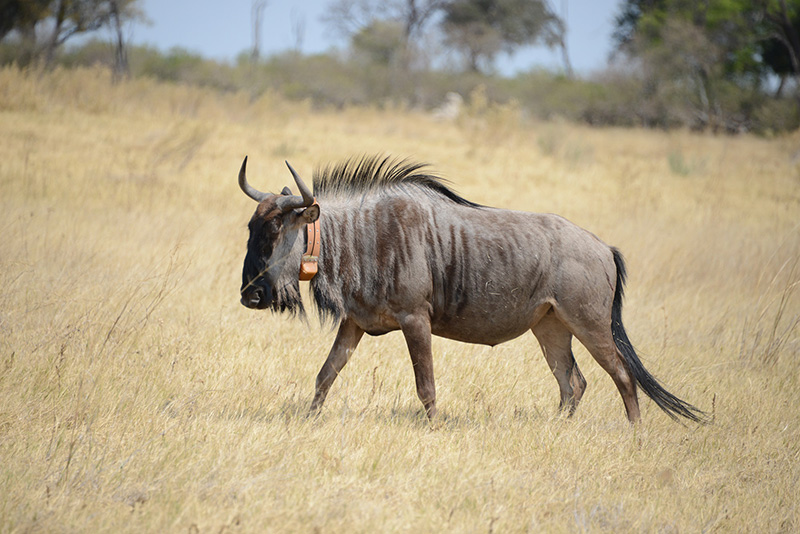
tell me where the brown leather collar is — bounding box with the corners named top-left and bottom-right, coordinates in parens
top-left (299, 202), bottom-right (320, 281)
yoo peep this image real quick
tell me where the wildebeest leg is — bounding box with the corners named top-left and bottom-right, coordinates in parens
top-left (532, 312), bottom-right (586, 415)
top-left (570, 324), bottom-right (641, 423)
top-left (309, 317), bottom-right (364, 416)
top-left (400, 313), bottom-right (437, 420)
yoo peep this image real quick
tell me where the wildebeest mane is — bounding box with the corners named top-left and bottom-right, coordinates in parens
top-left (312, 155), bottom-right (481, 208)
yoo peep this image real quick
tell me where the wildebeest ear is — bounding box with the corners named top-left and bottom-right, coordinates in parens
top-left (301, 204), bottom-right (320, 223)
top-left (281, 186), bottom-right (293, 196)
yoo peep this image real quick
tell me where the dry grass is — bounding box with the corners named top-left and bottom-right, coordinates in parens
top-left (1, 66), bottom-right (799, 532)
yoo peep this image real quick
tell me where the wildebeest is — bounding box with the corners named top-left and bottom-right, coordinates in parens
top-left (238, 155), bottom-right (707, 424)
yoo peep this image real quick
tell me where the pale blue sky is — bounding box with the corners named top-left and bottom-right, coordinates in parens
top-left (123, 0), bottom-right (622, 76)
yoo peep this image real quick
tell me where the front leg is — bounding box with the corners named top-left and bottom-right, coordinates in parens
top-left (309, 317), bottom-right (364, 416)
top-left (400, 313), bottom-right (437, 420)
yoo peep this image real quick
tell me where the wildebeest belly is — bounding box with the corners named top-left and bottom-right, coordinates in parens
top-left (432, 321), bottom-right (531, 346)
top-left (430, 294), bottom-right (549, 346)
top-left (344, 288), bottom-right (546, 345)
top-left (350, 308), bottom-right (540, 345)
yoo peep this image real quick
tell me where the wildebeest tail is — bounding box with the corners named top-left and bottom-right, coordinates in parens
top-left (611, 248), bottom-right (708, 424)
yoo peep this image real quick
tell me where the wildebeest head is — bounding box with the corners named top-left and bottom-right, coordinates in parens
top-left (238, 157), bottom-right (319, 312)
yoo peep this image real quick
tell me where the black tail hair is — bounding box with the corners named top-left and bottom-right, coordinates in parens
top-left (611, 248), bottom-right (709, 424)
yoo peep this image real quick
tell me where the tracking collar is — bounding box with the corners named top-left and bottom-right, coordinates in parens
top-left (299, 201), bottom-right (320, 281)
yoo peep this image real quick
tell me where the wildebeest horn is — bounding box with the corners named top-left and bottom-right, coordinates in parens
top-left (276, 160), bottom-right (315, 212)
top-left (238, 156), bottom-right (269, 202)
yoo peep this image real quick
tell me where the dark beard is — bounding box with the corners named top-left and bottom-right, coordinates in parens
top-left (270, 278), bottom-right (305, 317)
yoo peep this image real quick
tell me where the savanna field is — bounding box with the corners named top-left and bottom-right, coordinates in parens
top-left (1, 66), bottom-right (799, 532)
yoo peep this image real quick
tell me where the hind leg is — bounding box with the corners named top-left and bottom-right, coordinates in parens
top-left (570, 323), bottom-right (641, 423)
top-left (532, 312), bottom-right (587, 416)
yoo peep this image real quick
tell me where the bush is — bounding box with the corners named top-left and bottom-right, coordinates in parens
top-left (5, 39), bottom-right (797, 133)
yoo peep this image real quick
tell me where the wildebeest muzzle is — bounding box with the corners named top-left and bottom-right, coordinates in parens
top-left (240, 283), bottom-right (271, 309)
top-left (240, 254), bottom-right (273, 309)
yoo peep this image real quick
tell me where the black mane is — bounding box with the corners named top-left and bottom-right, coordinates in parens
top-left (312, 155), bottom-right (480, 208)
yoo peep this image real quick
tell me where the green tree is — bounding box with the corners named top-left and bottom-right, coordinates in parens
top-left (614, 0), bottom-right (800, 85)
top-left (0, 0), bottom-right (143, 67)
top-left (0, 1), bottom-right (46, 39)
top-left (612, 0), bottom-right (800, 130)
top-left (441, 0), bottom-right (561, 73)
top-left (0, 0), bottom-right (51, 63)
top-left (758, 0), bottom-right (800, 94)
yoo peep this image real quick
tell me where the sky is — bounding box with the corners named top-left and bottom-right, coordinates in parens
top-left (121, 0), bottom-right (623, 76)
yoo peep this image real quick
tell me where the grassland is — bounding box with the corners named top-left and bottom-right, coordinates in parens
top-left (1, 66), bottom-right (798, 533)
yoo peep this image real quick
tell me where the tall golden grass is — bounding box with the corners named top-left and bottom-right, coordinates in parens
top-left (1, 66), bottom-right (798, 532)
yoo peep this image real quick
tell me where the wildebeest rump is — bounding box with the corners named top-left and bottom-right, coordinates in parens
top-left (238, 155), bottom-right (707, 424)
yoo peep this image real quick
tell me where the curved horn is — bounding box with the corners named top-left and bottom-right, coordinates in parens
top-left (238, 156), bottom-right (269, 202)
top-left (276, 160), bottom-right (315, 212)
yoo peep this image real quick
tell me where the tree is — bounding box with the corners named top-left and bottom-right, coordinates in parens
top-left (614, 0), bottom-right (800, 84)
top-left (0, 1), bottom-right (47, 40)
top-left (351, 19), bottom-right (405, 65)
top-left (612, 0), bottom-right (800, 129)
top-left (0, 0), bottom-right (51, 63)
top-left (0, 0), bottom-right (143, 67)
top-left (548, 0), bottom-right (573, 78)
top-left (251, 0), bottom-right (267, 60)
top-left (759, 0), bottom-right (800, 94)
top-left (324, 0), bottom-right (444, 43)
top-left (107, 0), bottom-right (131, 79)
top-left (323, 0), bottom-right (444, 70)
top-left (441, 0), bottom-right (561, 73)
